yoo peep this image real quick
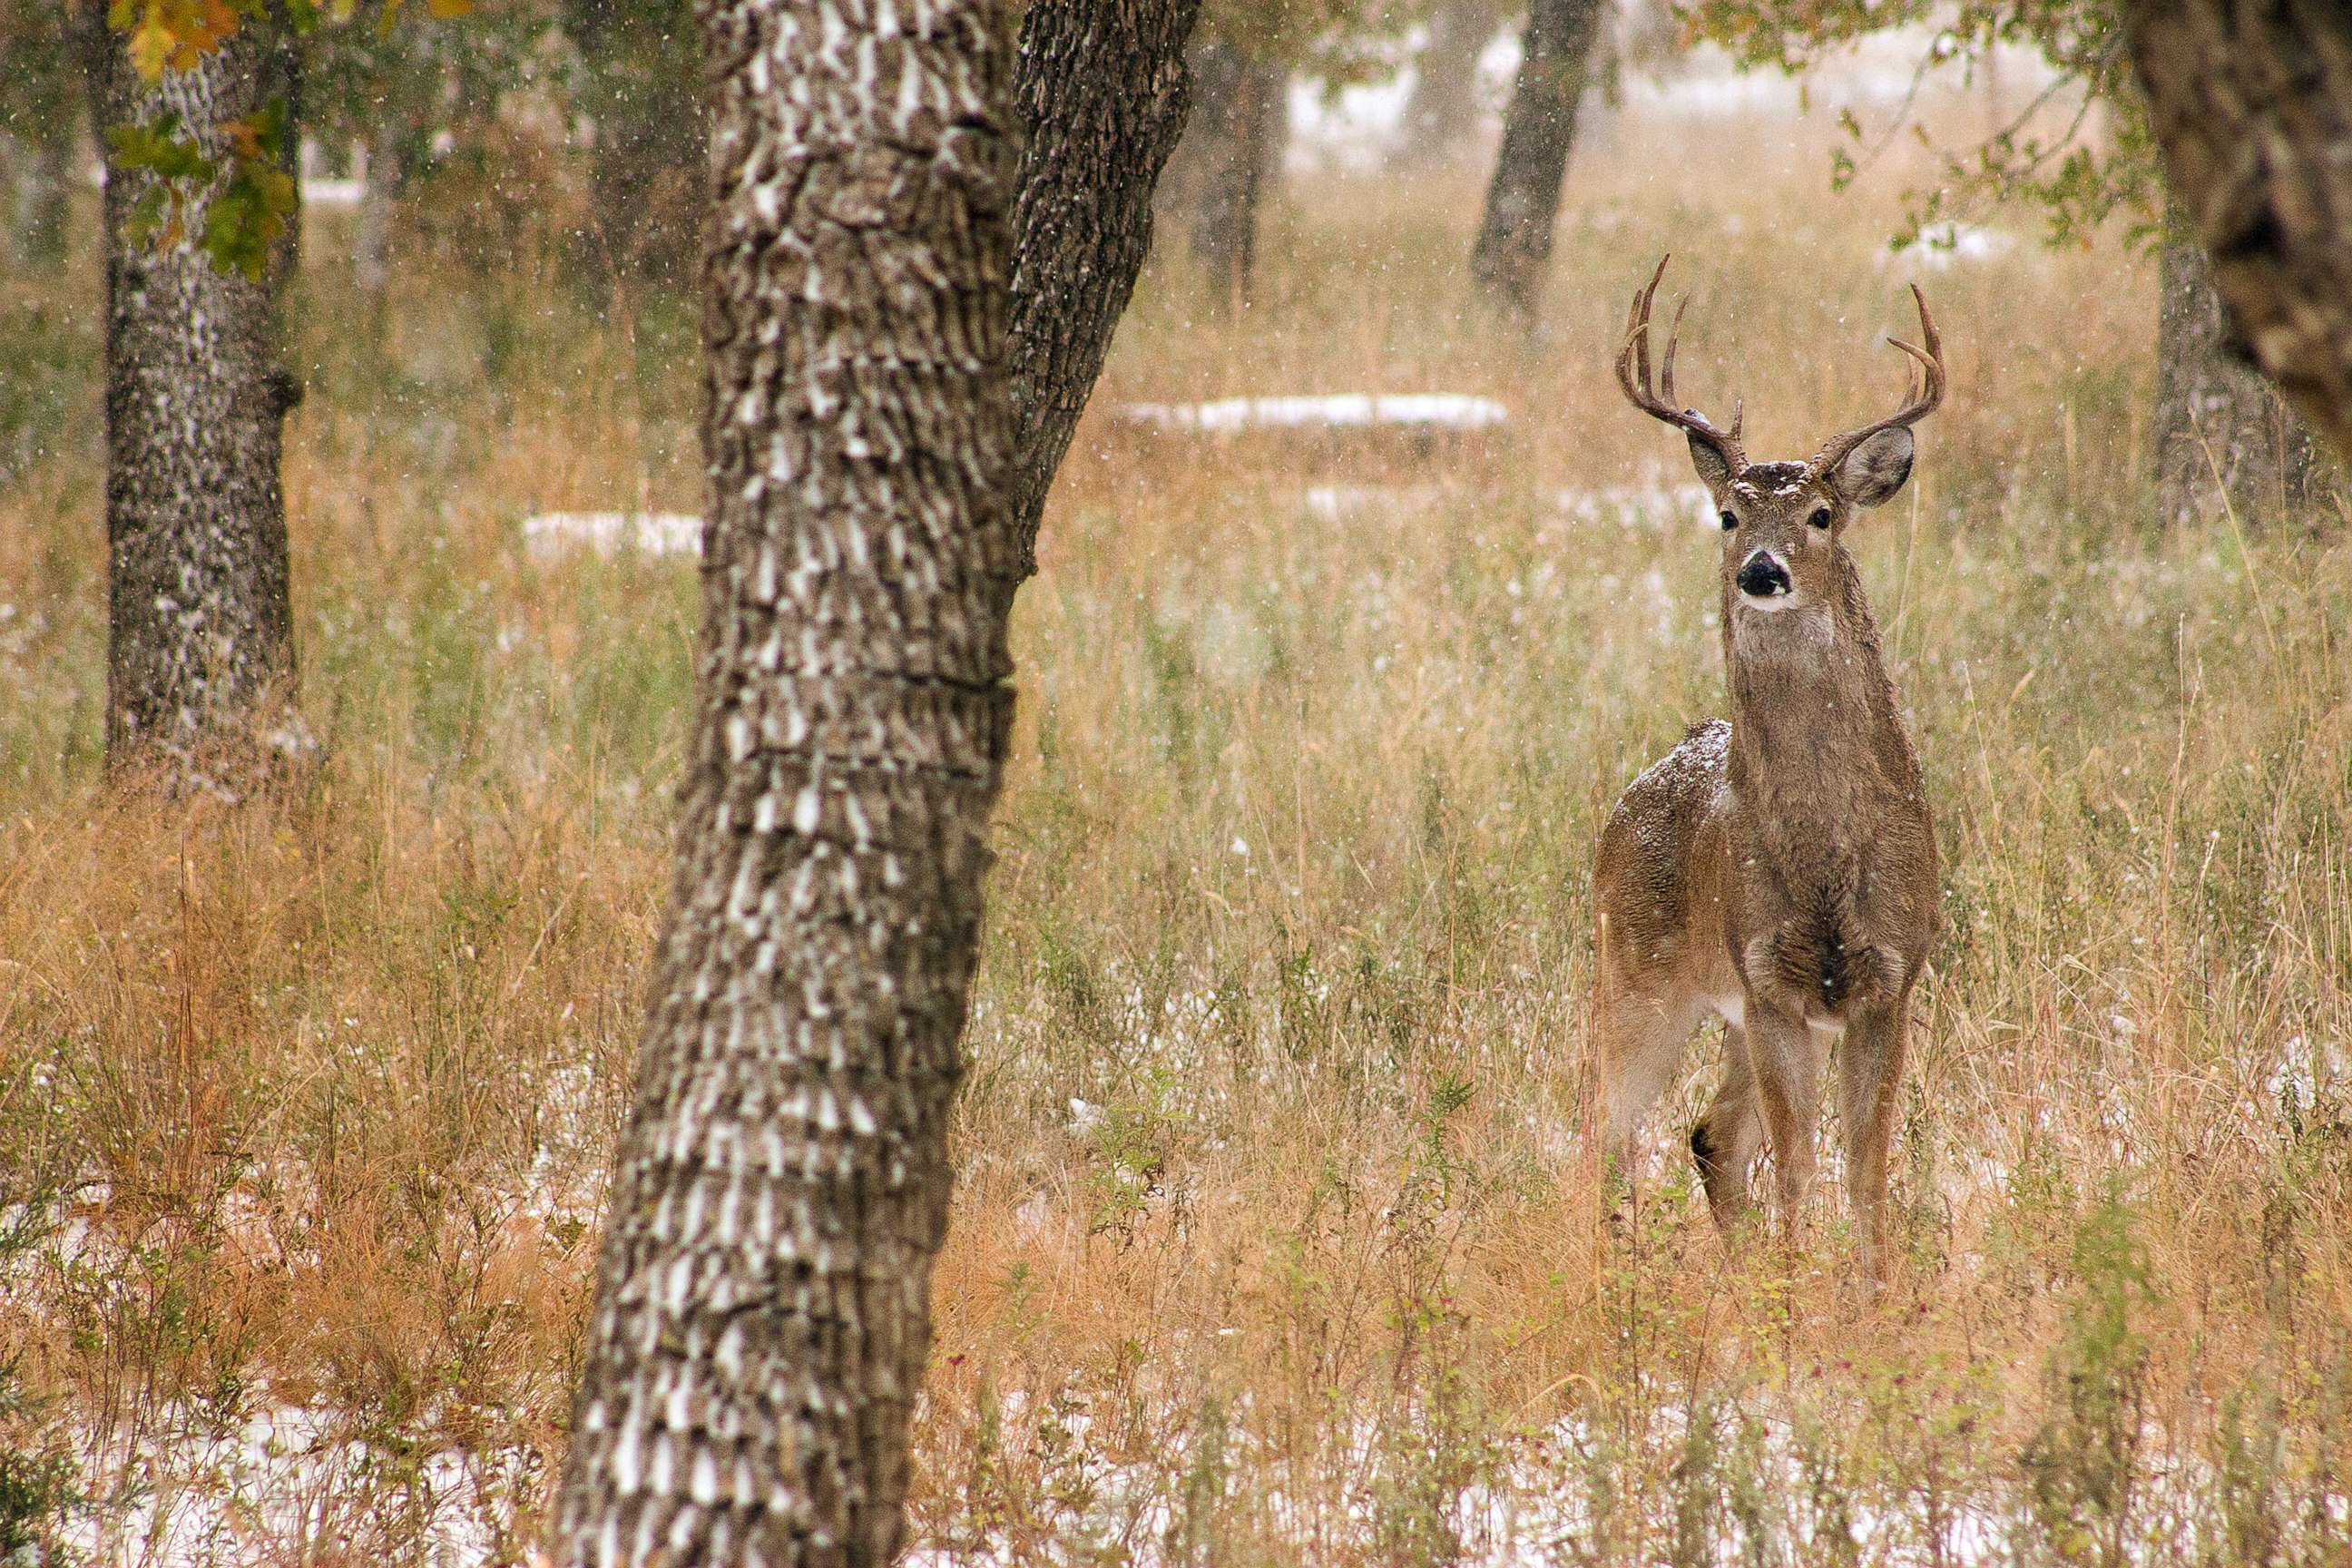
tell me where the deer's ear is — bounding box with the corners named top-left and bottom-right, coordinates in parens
top-left (1686, 433), bottom-right (1736, 495)
top-left (1831, 426), bottom-right (1915, 508)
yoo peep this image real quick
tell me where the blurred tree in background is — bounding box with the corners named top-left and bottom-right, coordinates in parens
top-left (1470, 0), bottom-right (1606, 320)
top-left (1684, 0), bottom-right (2329, 527)
top-left (0, 0), bottom-right (82, 274)
top-left (557, 0), bottom-right (699, 296)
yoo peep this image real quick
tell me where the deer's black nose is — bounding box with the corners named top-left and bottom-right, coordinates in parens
top-left (1737, 551), bottom-right (1790, 598)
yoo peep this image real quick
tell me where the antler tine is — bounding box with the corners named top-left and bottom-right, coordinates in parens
top-left (1808, 281), bottom-right (1947, 478)
top-left (1613, 255), bottom-right (1745, 473)
top-left (1659, 294), bottom-right (1690, 409)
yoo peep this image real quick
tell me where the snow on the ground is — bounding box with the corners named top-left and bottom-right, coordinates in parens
top-left (521, 511), bottom-right (703, 561)
top-left (1878, 220), bottom-right (2023, 270)
top-left (1114, 393), bottom-right (1510, 435)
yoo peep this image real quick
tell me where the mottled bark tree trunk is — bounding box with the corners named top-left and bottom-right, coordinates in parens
top-left (1470, 0), bottom-right (1606, 319)
top-left (81, 6), bottom-right (308, 789)
top-left (1004, 0), bottom-right (1201, 594)
top-left (543, 3), bottom-right (1021, 1565)
top-left (2151, 224), bottom-right (2320, 526)
top-left (1172, 37), bottom-right (1284, 307)
top-left (1398, 2), bottom-right (1492, 168)
top-left (2124, 0), bottom-right (2352, 462)
top-left (564, 0), bottom-right (704, 296)
top-left (547, 1), bottom-right (1200, 1559)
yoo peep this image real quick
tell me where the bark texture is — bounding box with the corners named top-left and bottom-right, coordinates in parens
top-left (1167, 36), bottom-right (1284, 307)
top-left (82, 7), bottom-right (307, 786)
top-left (1003, 0), bottom-right (1201, 597)
top-left (543, 2), bottom-right (1020, 1565)
top-left (2125, 0), bottom-right (2352, 460)
top-left (2151, 227), bottom-right (2320, 525)
top-left (564, 0), bottom-right (705, 294)
top-left (1470, 0), bottom-right (1606, 319)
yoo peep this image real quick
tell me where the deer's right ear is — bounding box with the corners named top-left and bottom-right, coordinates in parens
top-left (1687, 433), bottom-right (1736, 495)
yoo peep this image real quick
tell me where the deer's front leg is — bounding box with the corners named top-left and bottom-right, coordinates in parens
top-left (1743, 1000), bottom-right (1822, 1250)
top-left (1838, 995), bottom-right (1911, 1290)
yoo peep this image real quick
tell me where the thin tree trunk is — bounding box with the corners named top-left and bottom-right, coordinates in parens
top-left (2124, 0), bottom-right (2352, 462)
top-left (1179, 38), bottom-right (1283, 307)
top-left (564, 0), bottom-right (703, 295)
top-left (1398, 2), bottom-right (1491, 168)
top-left (16, 137), bottom-right (72, 270)
top-left (81, 5), bottom-right (308, 789)
top-left (1004, 0), bottom-right (1201, 595)
top-left (542, 3), bottom-right (1022, 1564)
top-left (1470, 0), bottom-right (1606, 319)
top-left (353, 130), bottom-right (402, 292)
top-left (2151, 221), bottom-right (2320, 526)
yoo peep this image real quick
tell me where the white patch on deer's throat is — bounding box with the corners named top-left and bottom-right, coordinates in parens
top-left (1711, 994), bottom-right (1746, 1031)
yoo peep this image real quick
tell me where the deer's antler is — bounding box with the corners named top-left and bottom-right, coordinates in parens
top-left (1615, 255), bottom-right (1746, 475)
top-left (1808, 283), bottom-right (1945, 479)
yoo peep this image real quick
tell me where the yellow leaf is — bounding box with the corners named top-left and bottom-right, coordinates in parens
top-left (424, 0), bottom-right (472, 15)
top-left (127, 7), bottom-right (173, 78)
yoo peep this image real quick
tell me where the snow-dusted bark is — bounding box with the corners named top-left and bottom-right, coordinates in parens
top-left (81, 7), bottom-right (306, 788)
top-left (1004, 0), bottom-right (1200, 597)
top-left (1470, 0), bottom-right (1605, 320)
top-left (2126, 0), bottom-right (2352, 463)
top-left (542, 2), bottom-right (1020, 1565)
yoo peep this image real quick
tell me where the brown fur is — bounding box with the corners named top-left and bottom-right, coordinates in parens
top-left (1594, 263), bottom-right (1945, 1286)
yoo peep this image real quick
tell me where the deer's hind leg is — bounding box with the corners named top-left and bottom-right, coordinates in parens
top-left (1691, 1021), bottom-right (1765, 1233)
top-left (1592, 976), bottom-right (1708, 1200)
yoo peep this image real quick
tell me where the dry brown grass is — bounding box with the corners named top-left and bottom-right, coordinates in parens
top-left (5, 66), bottom-right (2352, 1565)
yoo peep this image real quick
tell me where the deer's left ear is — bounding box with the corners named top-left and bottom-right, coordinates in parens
top-left (1830, 426), bottom-right (1915, 508)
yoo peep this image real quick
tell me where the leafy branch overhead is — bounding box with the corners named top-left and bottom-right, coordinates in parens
top-left (1678, 0), bottom-right (2160, 250)
top-left (105, 0), bottom-right (470, 277)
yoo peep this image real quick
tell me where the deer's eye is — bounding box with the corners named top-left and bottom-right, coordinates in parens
top-left (1718, 510), bottom-right (1738, 532)
top-left (1808, 505), bottom-right (1834, 529)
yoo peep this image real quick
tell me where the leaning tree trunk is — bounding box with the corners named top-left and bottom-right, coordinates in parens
top-left (2124, 0), bottom-right (2352, 462)
top-left (563, 0), bottom-right (704, 296)
top-left (81, 5), bottom-right (307, 789)
top-left (2151, 221), bottom-right (2321, 526)
top-left (545, 0), bottom-right (1200, 1561)
top-left (1004, 0), bottom-right (1201, 592)
top-left (1470, 0), bottom-right (1606, 319)
top-left (1177, 37), bottom-right (1284, 308)
top-left (1398, 1), bottom-right (1492, 169)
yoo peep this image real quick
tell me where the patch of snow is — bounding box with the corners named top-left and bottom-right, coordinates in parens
top-left (1879, 220), bottom-right (2022, 270)
top-left (1115, 394), bottom-right (1509, 435)
top-left (521, 511), bottom-right (703, 561)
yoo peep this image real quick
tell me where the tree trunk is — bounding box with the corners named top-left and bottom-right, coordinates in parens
top-left (2124, 0), bottom-right (2352, 462)
top-left (81, 6), bottom-right (308, 789)
top-left (1175, 38), bottom-right (1284, 308)
top-left (564, 0), bottom-right (704, 296)
top-left (15, 137), bottom-right (72, 270)
top-left (2151, 223), bottom-right (2320, 526)
top-left (545, 1), bottom-right (1200, 1561)
top-left (352, 130), bottom-right (402, 292)
top-left (1004, 0), bottom-right (1202, 594)
top-left (1398, 2), bottom-right (1491, 168)
top-left (1470, 0), bottom-right (1606, 320)
top-left (541, 2), bottom-right (1022, 1564)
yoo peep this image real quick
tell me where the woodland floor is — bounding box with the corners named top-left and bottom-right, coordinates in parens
top-left (6, 54), bottom-right (2352, 1568)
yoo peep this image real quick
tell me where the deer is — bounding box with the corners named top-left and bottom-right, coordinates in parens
top-left (1590, 255), bottom-right (1945, 1287)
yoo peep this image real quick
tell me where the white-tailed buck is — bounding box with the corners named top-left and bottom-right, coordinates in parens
top-left (1592, 256), bottom-right (1945, 1285)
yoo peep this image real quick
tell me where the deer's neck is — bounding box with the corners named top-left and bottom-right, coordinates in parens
top-left (1720, 559), bottom-right (1918, 848)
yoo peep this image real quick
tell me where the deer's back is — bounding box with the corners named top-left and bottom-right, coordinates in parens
top-left (1594, 718), bottom-right (1738, 998)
